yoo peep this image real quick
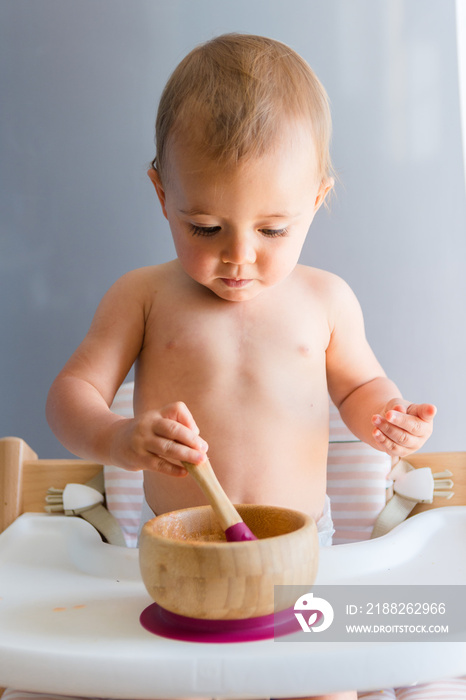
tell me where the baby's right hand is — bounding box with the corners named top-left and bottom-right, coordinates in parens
top-left (110, 402), bottom-right (208, 476)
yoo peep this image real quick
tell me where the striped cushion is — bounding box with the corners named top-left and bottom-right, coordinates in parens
top-left (328, 400), bottom-right (391, 544)
top-left (104, 382), bottom-right (143, 548)
top-left (357, 677), bottom-right (466, 698)
top-left (3, 677), bottom-right (466, 699)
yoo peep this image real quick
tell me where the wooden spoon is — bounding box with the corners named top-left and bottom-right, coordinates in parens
top-left (182, 458), bottom-right (257, 542)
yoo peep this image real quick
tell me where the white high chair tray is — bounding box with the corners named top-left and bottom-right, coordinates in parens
top-left (0, 508), bottom-right (465, 699)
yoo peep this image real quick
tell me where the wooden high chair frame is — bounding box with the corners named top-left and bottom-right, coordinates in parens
top-left (0, 437), bottom-right (104, 534)
top-left (2, 435), bottom-right (465, 536)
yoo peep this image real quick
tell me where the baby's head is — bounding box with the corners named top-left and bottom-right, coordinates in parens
top-left (151, 33), bottom-right (333, 188)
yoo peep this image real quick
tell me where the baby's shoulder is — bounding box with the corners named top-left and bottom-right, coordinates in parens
top-left (96, 263), bottom-right (178, 321)
top-left (296, 265), bottom-right (354, 300)
top-left (295, 265), bottom-right (362, 323)
top-left (108, 262), bottom-right (175, 297)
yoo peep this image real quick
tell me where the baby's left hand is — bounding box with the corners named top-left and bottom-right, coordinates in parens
top-left (371, 399), bottom-right (437, 457)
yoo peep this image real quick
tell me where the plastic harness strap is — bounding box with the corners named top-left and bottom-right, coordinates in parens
top-left (371, 459), bottom-right (454, 539)
top-left (370, 493), bottom-right (418, 539)
top-left (45, 470), bottom-right (126, 546)
top-left (78, 503), bottom-right (126, 546)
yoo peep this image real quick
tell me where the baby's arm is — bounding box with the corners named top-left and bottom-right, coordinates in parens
top-left (46, 269), bottom-right (207, 475)
top-left (325, 275), bottom-right (436, 457)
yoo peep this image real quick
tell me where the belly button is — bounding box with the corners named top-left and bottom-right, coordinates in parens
top-left (166, 339), bottom-right (176, 350)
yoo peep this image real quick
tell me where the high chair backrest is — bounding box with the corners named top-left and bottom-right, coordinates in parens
top-left (2, 382), bottom-right (465, 543)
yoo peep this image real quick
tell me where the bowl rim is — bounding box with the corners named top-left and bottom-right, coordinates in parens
top-left (139, 503), bottom-right (316, 550)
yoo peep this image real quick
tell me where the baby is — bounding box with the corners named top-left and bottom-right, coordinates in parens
top-left (47, 34), bottom-right (436, 700)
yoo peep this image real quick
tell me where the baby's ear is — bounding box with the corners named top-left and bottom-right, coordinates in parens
top-left (314, 177), bottom-right (334, 211)
top-left (147, 168), bottom-right (168, 219)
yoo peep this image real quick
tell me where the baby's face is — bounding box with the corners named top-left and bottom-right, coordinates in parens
top-left (151, 124), bottom-right (330, 302)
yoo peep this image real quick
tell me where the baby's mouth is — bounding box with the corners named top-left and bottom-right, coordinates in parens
top-left (220, 278), bottom-right (252, 288)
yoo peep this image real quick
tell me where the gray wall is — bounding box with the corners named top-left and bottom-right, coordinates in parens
top-left (1, 0), bottom-right (465, 457)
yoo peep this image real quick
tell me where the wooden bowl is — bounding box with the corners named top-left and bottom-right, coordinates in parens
top-left (139, 504), bottom-right (318, 620)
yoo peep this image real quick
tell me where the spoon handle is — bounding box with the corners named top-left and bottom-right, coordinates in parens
top-left (182, 458), bottom-right (243, 531)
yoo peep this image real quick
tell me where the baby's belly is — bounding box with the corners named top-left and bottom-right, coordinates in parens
top-left (140, 373), bottom-right (330, 522)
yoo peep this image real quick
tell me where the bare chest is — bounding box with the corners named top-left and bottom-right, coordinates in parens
top-left (136, 288), bottom-right (329, 408)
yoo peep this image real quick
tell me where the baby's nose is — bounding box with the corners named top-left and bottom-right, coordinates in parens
top-left (221, 232), bottom-right (256, 265)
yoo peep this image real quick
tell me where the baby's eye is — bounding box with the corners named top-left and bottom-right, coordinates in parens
top-left (260, 228), bottom-right (288, 237)
top-left (190, 225), bottom-right (221, 237)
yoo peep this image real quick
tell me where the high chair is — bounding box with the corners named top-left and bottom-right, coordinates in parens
top-left (1, 383), bottom-right (465, 699)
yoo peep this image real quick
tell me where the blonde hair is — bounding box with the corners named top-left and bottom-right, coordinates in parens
top-left (152, 33), bottom-right (333, 184)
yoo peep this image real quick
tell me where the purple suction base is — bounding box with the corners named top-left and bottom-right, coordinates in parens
top-left (140, 602), bottom-right (310, 643)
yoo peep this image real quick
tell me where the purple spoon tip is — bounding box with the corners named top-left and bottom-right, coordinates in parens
top-left (224, 522), bottom-right (258, 542)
